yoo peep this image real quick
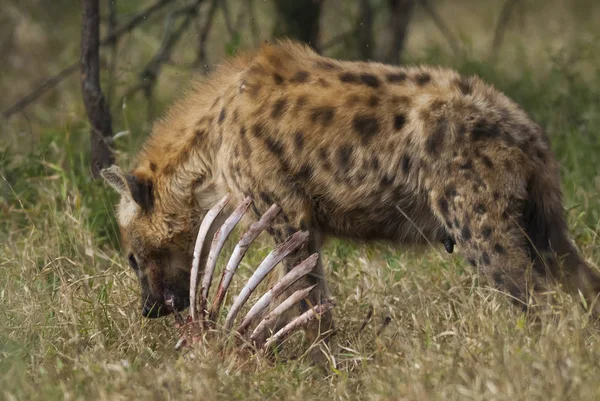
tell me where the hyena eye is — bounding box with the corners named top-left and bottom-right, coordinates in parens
top-left (128, 253), bottom-right (139, 271)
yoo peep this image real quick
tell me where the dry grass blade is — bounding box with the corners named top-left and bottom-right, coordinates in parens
top-left (189, 194), bottom-right (231, 321)
top-left (262, 299), bottom-right (336, 351)
top-left (238, 254), bottom-right (319, 334)
top-left (209, 204), bottom-right (281, 322)
top-left (223, 231), bottom-right (310, 330)
top-left (200, 197), bottom-right (252, 319)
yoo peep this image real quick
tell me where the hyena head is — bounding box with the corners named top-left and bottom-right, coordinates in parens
top-left (101, 164), bottom-right (198, 318)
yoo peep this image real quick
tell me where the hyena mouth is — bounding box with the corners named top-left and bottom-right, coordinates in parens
top-left (142, 293), bottom-right (190, 318)
top-left (163, 291), bottom-right (190, 313)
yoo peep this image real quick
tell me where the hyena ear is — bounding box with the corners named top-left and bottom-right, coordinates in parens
top-left (126, 173), bottom-right (154, 212)
top-left (100, 165), bottom-right (129, 195)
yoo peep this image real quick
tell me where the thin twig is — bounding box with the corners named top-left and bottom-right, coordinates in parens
top-left (357, 0), bottom-right (374, 60)
top-left (120, 0), bottom-right (203, 111)
top-left (2, 0), bottom-right (176, 119)
top-left (2, 63), bottom-right (79, 119)
top-left (419, 0), bottom-right (462, 56)
top-left (81, 0), bottom-right (115, 177)
top-left (357, 305), bottom-right (374, 334)
top-left (194, 0), bottom-right (219, 71)
top-left (102, 0), bottom-right (176, 44)
top-left (106, 0), bottom-right (119, 105)
top-left (247, 0), bottom-right (260, 46)
top-left (220, 0), bottom-right (236, 39)
top-left (490, 0), bottom-right (521, 60)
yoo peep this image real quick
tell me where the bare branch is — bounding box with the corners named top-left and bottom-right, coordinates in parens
top-left (81, 0), bottom-right (115, 177)
top-left (419, 0), bottom-right (462, 56)
top-left (2, 63), bottom-right (79, 119)
top-left (102, 0), bottom-right (176, 44)
top-left (106, 0), bottom-right (119, 105)
top-left (220, 0), bottom-right (236, 39)
top-left (357, 0), bottom-right (374, 60)
top-left (2, 0), bottom-right (177, 119)
top-left (490, 0), bottom-right (521, 60)
top-left (194, 0), bottom-right (219, 71)
top-left (122, 0), bottom-right (203, 108)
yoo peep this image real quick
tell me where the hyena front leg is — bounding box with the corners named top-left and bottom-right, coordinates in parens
top-left (250, 191), bottom-right (334, 346)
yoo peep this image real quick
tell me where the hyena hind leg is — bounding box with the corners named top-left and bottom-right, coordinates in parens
top-left (431, 192), bottom-right (551, 310)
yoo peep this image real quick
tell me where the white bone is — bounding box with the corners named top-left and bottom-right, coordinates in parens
top-left (200, 197), bottom-right (252, 319)
top-left (238, 254), bottom-right (319, 334)
top-left (223, 231), bottom-right (309, 330)
top-left (262, 299), bottom-right (335, 350)
top-left (189, 194), bottom-right (231, 321)
top-left (249, 284), bottom-right (317, 343)
top-left (209, 204), bottom-right (281, 322)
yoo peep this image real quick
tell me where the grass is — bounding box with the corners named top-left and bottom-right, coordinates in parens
top-left (2, 1), bottom-right (600, 400)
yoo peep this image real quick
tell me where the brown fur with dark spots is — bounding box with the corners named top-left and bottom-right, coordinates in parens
top-left (102, 40), bottom-right (600, 327)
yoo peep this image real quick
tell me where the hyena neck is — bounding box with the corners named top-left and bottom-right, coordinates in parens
top-left (138, 66), bottom-right (239, 225)
top-left (163, 139), bottom-right (227, 221)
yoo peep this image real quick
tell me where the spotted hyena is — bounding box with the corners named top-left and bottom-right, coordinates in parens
top-left (102, 40), bottom-right (600, 326)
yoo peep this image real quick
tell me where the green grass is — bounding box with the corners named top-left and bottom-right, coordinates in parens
top-left (2, 2), bottom-right (600, 400)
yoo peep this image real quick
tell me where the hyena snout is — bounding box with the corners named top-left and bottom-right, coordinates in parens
top-left (139, 270), bottom-right (190, 318)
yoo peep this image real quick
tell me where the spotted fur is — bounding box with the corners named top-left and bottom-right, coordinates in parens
top-left (103, 40), bottom-right (600, 322)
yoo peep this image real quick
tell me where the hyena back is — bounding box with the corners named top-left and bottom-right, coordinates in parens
top-left (102, 40), bottom-right (600, 322)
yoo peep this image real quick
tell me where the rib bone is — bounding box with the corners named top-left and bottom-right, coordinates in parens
top-left (238, 253), bottom-right (319, 334)
top-left (200, 196), bottom-right (252, 320)
top-left (249, 284), bottom-right (317, 343)
top-left (262, 299), bottom-right (336, 351)
top-left (209, 204), bottom-right (281, 322)
top-left (189, 194), bottom-right (231, 321)
top-left (223, 231), bottom-right (310, 330)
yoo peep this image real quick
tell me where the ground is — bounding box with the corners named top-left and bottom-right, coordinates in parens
top-left (1, 1), bottom-right (600, 400)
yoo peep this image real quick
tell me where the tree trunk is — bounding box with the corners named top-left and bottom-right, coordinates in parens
top-left (272, 0), bottom-right (323, 50)
top-left (356, 0), bottom-right (374, 60)
top-left (81, 0), bottom-right (114, 178)
top-left (382, 0), bottom-right (415, 64)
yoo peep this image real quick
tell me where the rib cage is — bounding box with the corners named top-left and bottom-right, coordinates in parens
top-left (173, 195), bottom-right (335, 351)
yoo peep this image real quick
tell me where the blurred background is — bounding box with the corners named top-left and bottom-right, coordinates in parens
top-left (2, 2), bottom-right (600, 399)
top-left (2, 0), bottom-right (600, 145)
